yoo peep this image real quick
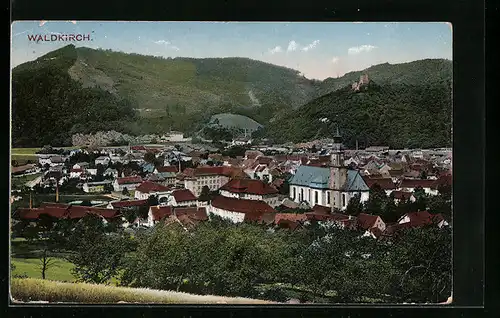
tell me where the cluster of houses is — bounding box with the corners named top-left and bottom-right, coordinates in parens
top-left (13, 131), bottom-right (452, 239)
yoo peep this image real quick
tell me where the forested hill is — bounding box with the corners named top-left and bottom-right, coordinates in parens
top-left (11, 45), bottom-right (137, 147)
top-left (267, 79), bottom-right (452, 149)
top-left (318, 59), bottom-right (452, 96)
top-left (11, 44), bottom-right (452, 148)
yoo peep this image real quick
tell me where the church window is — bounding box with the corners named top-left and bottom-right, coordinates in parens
top-left (315, 191), bottom-right (319, 204)
top-left (327, 192), bottom-right (330, 204)
top-left (342, 193), bottom-right (346, 207)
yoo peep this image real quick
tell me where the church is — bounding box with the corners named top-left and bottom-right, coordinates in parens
top-left (288, 128), bottom-right (370, 211)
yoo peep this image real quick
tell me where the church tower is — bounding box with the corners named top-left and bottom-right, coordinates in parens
top-left (329, 126), bottom-right (348, 212)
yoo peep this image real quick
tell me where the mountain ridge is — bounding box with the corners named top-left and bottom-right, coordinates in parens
top-left (11, 45), bottom-right (452, 148)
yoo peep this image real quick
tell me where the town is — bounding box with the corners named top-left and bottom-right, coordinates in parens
top-left (11, 128), bottom-right (452, 240)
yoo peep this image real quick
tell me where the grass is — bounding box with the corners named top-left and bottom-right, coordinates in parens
top-left (10, 278), bottom-right (277, 304)
top-left (11, 257), bottom-right (76, 282)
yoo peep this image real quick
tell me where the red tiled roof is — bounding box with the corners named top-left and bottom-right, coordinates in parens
top-left (70, 168), bottom-right (83, 173)
top-left (17, 208), bottom-right (42, 220)
top-left (40, 202), bottom-right (70, 209)
top-left (275, 213), bottom-right (308, 224)
top-left (399, 211), bottom-right (433, 227)
top-left (391, 190), bottom-right (413, 200)
top-left (150, 206), bottom-right (173, 221)
top-left (172, 189), bottom-right (197, 202)
top-left (312, 205), bottom-right (331, 214)
top-left (111, 199), bottom-right (149, 208)
top-left (211, 195), bottom-right (276, 214)
top-left (399, 179), bottom-right (437, 189)
top-left (258, 212), bottom-right (276, 225)
top-left (220, 179), bottom-right (278, 196)
top-left (257, 157), bottom-right (273, 165)
top-left (175, 207), bottom-right (208, 221)
top-left (66, 206), bottom-right (92, 219)
top-left (357, 213), bottom-right (382, 230)
top-left (136, 181), bottom-right (171, 193)
top-left (272, 178), bottom-right (284, 188)
top-left (277, 219), bottom-right (301, 230)
top-left (12, 164), bottom-right (36, 174)
top-left (156, 166), bottom-right (179, 173)
top-left (363, 177), bottom-right (396, 190)
top-left (41, 207), bottom-right (69, 218)
top-left (131, 146), bottom-right (147, 151)
top-left (117, 176), bottom-right (143, 185)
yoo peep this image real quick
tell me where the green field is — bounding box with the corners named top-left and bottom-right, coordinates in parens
top-left (10, 238), bottom-right (120, 285)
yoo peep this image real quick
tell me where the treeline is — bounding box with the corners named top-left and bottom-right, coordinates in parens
top-left (11, 45), bottom-right (137, 148)
top-left (267, 80), bottom-right (452, 149)
top-left (13, 213), bottom-right (451, 304)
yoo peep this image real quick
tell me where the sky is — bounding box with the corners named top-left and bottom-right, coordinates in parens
top-left (11, 21), bottom-right (452, 80)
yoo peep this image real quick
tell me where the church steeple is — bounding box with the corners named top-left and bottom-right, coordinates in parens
top-left (330, 125), bottom-right (345, 167)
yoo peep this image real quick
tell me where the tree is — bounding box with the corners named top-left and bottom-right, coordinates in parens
top-left (144, 152), bottom-right (156, 164)
top-left (67, 214), bottom-right (133, 285)
top-left (382, 192), bottom-right (401, 223)
top-left (389, 227), bottom-right (452, 303)
top-left (122, 187), bottom-right (130, 196)
top-left (148, 195), bottom-right (159, 207)
top-left (364, 184), bottom-right (387, 215)
top-left (198, 186), bottom-right (211, 202)
top-left (345, 193), bottom-right (363, 216)
top-left (103, 183), bottom-right (114, 193)
top-left (38, 247), bottom-right (57, 280)
top-left (412, 186), bottom-right (427, 211)
top-left (420, 170), bottom-right (428, 180)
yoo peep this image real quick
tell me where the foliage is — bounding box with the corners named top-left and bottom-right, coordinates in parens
top-left (63, 214), bottom-right (134, 285)
top-left (222, 145), bottom-right (248, 158)
top-left (12, 45), bottom-right (137, 147)
top-left (364, 184), bottom-right (388, 215)
top-left (345, 193), bottom-right (363, 216)
top-left (268, 78), bottom-right (452, 149)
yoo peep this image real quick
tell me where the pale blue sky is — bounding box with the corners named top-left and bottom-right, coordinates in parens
top-left (11, 21), bottom-right (452, 80)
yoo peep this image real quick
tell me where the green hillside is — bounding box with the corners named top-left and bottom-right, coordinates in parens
top-left (318, 59), bottom-right (452, 96)
top-left (11, 44), bottom-right (452, 148)
top-left (11, 45), bottom-right (137, 147)
top-left (268, 79), bottom-right (452, 149)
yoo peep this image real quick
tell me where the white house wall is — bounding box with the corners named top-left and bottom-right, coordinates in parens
top-left (209, 206), bottom-right (245, 223)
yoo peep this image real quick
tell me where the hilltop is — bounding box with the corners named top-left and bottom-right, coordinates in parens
top-left (11, 45), bottom-right (452, 148)
top-left (268, 76), bottom-right (452, 149)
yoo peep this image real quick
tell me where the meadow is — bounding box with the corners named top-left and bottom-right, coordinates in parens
top-left (10, 278), bottom-right (276, 304)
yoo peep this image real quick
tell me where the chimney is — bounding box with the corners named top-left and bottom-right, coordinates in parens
top-left (55, 182), bottom-right (59, 203)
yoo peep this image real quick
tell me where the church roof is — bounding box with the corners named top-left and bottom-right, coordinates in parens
top-left (290, 165), bottom-right (369, 191)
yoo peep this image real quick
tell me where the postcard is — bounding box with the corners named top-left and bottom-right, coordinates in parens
top-left (10, 21), bottom-right (452, 305)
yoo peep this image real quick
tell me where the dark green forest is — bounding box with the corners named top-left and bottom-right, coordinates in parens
top-left (267, 80), bottom-right (452, 149)
top-left (11, 45), bottom-right (137, 147)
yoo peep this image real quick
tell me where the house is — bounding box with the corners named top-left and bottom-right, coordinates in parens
top-left (69, 167), bottom-right (84, 179)
top-left (147, 206), bottom-right (173, 227)
top-left (154, 166), bottom-right (179, 185)
top-left (86, 168), bottom-right (98, 176)
top-left (363, 177), bottom-right (397, 196)
top-left (11, 164), bottom-right (38, 176)
top-left (73, 162), bottom-right (89, 170)
top-left (181, 166), bottom-right (248, 196)
top-left (289, 165), bottom-right (369, 211)
top-left (83, 181), bottom-right (112, 193)
top-left (95, 156), bottom-right (111, 166)
top-left (209, 195), bottom-right (276, 223)
top-left (357, 213), bottom-right (386, 239)
top-left (104, 168), bottom-right (119, 178)
top-left (219, 179), bottom-right (280, 207)
top-left (391, 190), bottom-right (416, 203)
top-left (134, 181), bottom-right (172, 200)
top-left (107, 199), bottom-right (149, 210)
top-left (113, 176), bottom-right (143, 192)
top-left (397, 179), bottom-right (439, 195)
top-left (397, 211), bottom-right (434, 228)
top-left (37, 154), bottom-right (65, 167)
top-left (167, 189), bottom-right (197, 207)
